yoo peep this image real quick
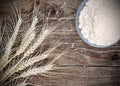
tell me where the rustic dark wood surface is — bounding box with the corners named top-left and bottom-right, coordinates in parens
top-left (0, 0), bottom-right (120, 86)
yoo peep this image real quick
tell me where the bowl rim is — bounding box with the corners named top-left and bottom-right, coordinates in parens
top-left (75, 0), bottom-right (117, 48)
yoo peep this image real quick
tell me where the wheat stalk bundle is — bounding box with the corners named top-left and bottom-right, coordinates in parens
top-left (0, 1), bottom-right (68, 86)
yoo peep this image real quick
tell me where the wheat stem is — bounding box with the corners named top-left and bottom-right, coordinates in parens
top-left (49, 49), bottom-right (67, 65)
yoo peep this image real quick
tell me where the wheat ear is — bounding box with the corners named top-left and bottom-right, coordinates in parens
top-left (19, 64), bottom-right (53, 78)
top-left (15, 16), bottom-right (38, 56)
top-left (16, 81), bottom-right (27, 86)
top-left (0, 19), bottom-right (2, 45)
top-left (0, 20), bottom-right (60, 83)
top-left (0, 17), bottom-right (22, 70)
top-left (0, 16), bottom-right (38, 71)
top-left (18, 50), bottom-right (67, 78)
top-left (13, 24), bottom-right (59, 68)
top-left (16, 43), bottom-right (61, 71)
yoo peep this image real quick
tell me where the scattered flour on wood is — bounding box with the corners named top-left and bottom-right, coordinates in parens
top-left (79, 0), bottom-right (120, 46)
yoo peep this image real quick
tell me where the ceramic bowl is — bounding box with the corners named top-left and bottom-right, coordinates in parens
top-left (75, 0), bottom-right (118, 48)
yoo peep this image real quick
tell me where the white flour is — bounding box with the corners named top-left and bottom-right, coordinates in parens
top-left (79, 0), bottom-right (120, 46)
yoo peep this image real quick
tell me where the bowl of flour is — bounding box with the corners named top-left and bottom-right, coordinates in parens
top-left (76, 0), bottom-right (120, 48)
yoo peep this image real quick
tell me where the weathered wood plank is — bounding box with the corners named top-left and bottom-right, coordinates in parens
top-left (0, 0), bottom-right (120, 86)
top-left (28, 66), bottom-right (120, 86)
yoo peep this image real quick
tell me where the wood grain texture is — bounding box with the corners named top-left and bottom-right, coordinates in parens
top-left (24, 66), bottom-right (120, 86)
top-left (0, 0), bottom-right (120, 86)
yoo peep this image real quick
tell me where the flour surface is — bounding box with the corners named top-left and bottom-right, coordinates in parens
top-left (79, 0), bottom-right (120, 46)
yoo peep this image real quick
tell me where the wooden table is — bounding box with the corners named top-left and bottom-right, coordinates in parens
top-left (0, 0), bottom-right (120, 86)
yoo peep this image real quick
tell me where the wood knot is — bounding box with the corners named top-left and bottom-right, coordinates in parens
top-left (111, 54), bottom-right (119, 60)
